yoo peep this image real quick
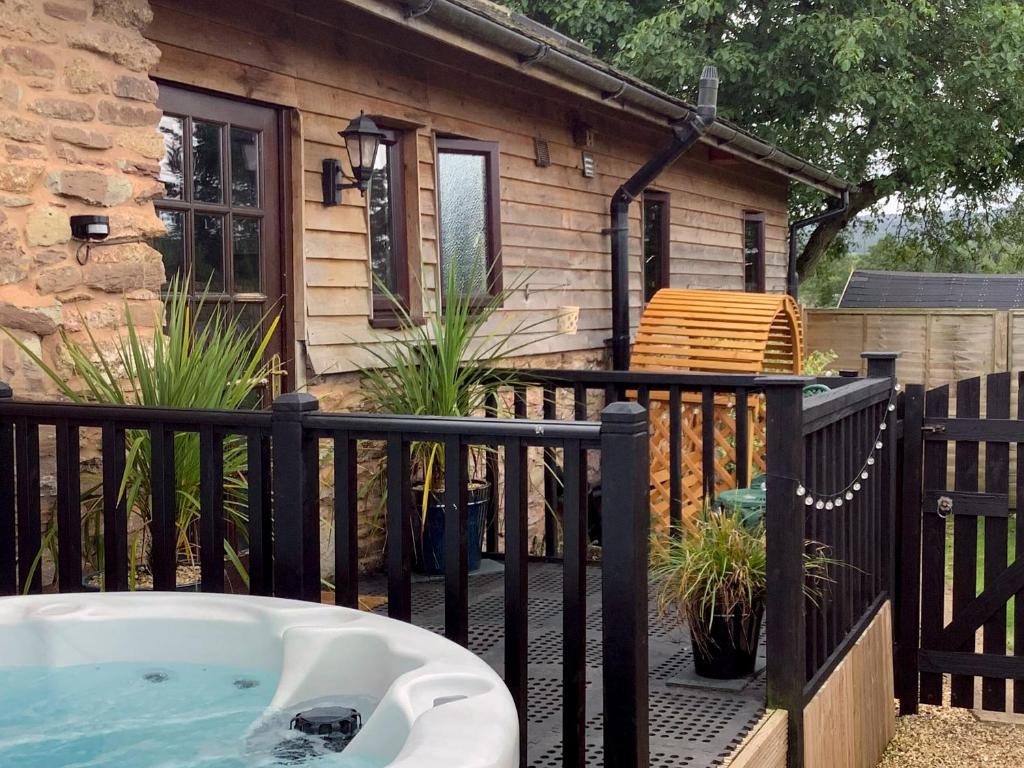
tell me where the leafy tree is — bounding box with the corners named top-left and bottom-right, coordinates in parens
top-left (510, 0), bottom-right (1024, 275)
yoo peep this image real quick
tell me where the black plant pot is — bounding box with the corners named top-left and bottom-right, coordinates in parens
top-left (690, 600), bottom-right (765, 679)
top-left (412, 483), bottom-right (490, 576)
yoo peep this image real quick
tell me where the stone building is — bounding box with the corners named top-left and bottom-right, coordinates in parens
top-left (0, 0), bottom-right (846, 570)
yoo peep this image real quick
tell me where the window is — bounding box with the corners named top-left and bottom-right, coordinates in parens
top-left (743, 212), bottom-right (766, 292)
top-left (152, 85), bottom-right (284, 350)
top-left (152, 84), bottom-right (286, 400)
top-left (643, 191), bottom-right (670, 302)
top-left (435, 138), bottom-right (501, 299)
top-left (368, 128), bottom-right (408, 324)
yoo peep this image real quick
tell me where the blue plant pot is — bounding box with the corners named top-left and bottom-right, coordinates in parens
top-left (412, 484), bottom-right (490, 576)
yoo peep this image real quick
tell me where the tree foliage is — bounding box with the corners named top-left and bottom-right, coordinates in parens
top-left (510, 0), bottom-right (1024, 274)
top-left (801, 201), bottom-right (1024, 306)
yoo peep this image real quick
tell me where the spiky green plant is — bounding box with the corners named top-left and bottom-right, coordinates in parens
top-left (6, 276), bottom-right (278, 589)
top-left (358, 263), bottom-right (557, 523)
top-left (651, 508), bottom-right (835, 653)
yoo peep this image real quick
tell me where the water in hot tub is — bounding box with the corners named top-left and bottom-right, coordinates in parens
top-left (0, 662), bottom-right (380, 767)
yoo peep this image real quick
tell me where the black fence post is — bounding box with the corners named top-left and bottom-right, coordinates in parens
top-left (272, 392), bottom-right (320, 602)
top-left (0, 382), bottom-right (13, 597)
top-left (898, 384), bottom-right (924, 715)
top-left (760, 375), bottom-right (812, 768)
top-left (863, 352), bottom-right (899, 598)
top-left (600, 401), bottom-right (649, 768)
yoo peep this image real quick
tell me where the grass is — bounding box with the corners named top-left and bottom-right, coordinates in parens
top-left (943, 516), bottom-right (1016, 649)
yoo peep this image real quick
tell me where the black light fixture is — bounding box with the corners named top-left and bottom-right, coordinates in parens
top-left (321, 112), bottom-right (386, 206)
top-left (69, 214), bottom-right (148, 265)
top-left (70, 214), bottom-right (110, 241)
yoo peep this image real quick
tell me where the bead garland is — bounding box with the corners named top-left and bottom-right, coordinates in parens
top-left (791, 384), bottom-right (899, 510)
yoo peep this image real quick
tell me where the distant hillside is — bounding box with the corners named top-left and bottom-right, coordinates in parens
top-left (844, 214), bottom-right (921, 254)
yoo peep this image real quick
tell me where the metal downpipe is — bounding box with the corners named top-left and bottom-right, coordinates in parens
top-left (609, 67), bottom-right (719, 370)
top-left (787, 189), bottom-right (850, 299)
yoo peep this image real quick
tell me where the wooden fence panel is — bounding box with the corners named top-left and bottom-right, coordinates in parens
top-left (805, 309), bottom-right (1007, 390)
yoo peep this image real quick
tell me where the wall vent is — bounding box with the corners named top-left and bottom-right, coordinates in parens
top-left (534, 138), bottom-right (551, 167)
top-left (581, 151), bottom-right (596, 178)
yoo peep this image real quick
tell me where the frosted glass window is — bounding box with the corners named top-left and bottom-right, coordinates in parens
top-left (438, 152), bottom-right (488, 295)
top-left (436, 141), bottom-right (501, 298)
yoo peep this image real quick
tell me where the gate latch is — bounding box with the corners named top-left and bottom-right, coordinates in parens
top-left (936, 495), bottom-right (953, 518)
top-left (922, 424), bottom-right (946, 435)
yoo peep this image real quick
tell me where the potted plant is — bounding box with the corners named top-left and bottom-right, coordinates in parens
top-left (652, 507), bottom-right (834, 679)
top-left (359, 266), bottom-right (552, 575)
top-left (8, 276), bottom-right (277, 591)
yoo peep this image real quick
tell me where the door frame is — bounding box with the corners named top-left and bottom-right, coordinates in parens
top-left (154, 79), bottom-right (296, 393)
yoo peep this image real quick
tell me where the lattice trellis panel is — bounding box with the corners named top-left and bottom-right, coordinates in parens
top-left (633, 288), bottom-right (801, 533)
top-left (647, 393), bottom-right (766, 532)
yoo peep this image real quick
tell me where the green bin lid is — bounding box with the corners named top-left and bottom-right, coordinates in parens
top-left (802, 383), bottom-right (831, 398)
top-left (717, 487), bottom-right (766, 514)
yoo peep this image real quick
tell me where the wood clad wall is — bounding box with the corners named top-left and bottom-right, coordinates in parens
top-left (147, 0), bottom-right (789, 377)
top-left (802, 602), bottom-right (895, 768)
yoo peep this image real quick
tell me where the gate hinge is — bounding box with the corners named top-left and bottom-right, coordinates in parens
top-left (921, 424), bottom-right (946, 435)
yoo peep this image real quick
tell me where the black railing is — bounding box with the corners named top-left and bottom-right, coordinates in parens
top-left (0, 385), bottom-right (649, 768)
top-left (487, 368), bottom-right (768, 539)
top-left (763, 353), bottom-right (899, 767)
top-left (0, 396), bottom-right (273, 596)
top-left (1, 360), bottom-right (902, 768)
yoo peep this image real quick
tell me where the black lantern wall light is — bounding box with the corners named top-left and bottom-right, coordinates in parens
top-left (321, 112), bottom-right (386, 206)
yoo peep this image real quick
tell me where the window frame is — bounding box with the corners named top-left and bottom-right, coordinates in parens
top-left (434, 137), bottom-right (503, 303)
top-left (743, 211), bottom-right (766, 293)
top-left (368, 127), bottom-right (411, 328)
top-left (642, 190), bottom-right (672, 303)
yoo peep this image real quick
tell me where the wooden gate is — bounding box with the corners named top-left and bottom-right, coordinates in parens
top-left (898, 371), bottom-right (1024, 714)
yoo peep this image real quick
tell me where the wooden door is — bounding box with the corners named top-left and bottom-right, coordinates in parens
top-left (152, 83), bottom-right (287, 398)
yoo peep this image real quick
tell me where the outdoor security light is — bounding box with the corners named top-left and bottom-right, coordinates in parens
top-left (69, 214), bottom-right (148, 265)
top-left (321, 112), bottom-right (387, 206)
top-left (70, 214), bottom-right (110, 241)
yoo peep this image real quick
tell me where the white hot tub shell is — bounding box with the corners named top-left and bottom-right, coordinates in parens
top-left (0, 592), bottom-right (519, 768)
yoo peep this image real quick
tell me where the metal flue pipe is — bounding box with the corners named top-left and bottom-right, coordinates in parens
top-left (609, 66), bottom-right (719, 370)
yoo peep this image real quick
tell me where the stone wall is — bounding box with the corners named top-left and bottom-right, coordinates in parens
top-left (0, 0), bottom-right (164, 394)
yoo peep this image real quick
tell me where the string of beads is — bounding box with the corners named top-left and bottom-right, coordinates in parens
top-left (791, 384), bottom-right (899, 511)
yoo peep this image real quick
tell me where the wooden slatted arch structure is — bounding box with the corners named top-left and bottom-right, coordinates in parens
top-left (631, 289), bottom-right (804, 532)
top-left (632, 289), bottom-right (803, 375)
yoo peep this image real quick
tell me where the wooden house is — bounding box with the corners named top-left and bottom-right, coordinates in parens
top-left (0, 0), bottom-right (848, 405)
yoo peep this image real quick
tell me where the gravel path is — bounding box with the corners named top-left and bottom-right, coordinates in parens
top-left (880, 702), bottom-right (1024, 767)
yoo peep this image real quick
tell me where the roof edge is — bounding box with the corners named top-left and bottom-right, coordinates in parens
top-left (384, 0), bottom-right (851, 197)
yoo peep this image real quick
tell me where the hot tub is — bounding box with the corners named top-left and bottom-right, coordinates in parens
top-left (0, 593), bottom-right (518, 768)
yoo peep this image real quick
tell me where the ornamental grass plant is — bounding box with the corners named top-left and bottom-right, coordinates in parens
top-left (7, 276), bottom-right (278, 589)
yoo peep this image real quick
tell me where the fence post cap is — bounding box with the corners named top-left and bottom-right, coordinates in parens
top-left (861, 351), bottom-right (901, 360)
top-left (600, 400), bottom-right (647, 431)
top-left (272, 391), bottom-right (319, 412)
top-left (754, 375), bottom-right (816, 386)
top-left (0, 382), bottom-right (10, 398)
